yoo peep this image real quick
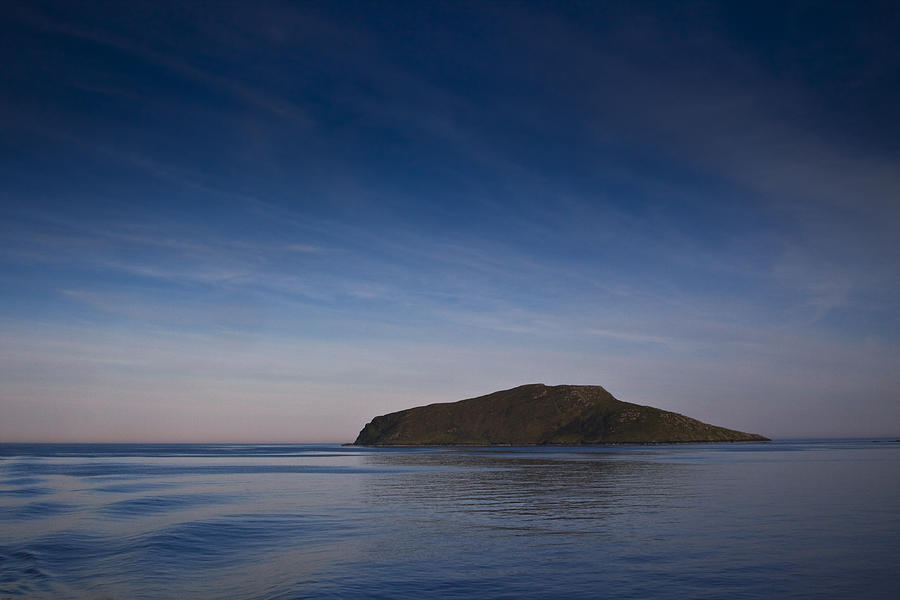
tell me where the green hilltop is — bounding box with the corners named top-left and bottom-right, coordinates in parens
top-left (353, 383), bottom-right (769, 446)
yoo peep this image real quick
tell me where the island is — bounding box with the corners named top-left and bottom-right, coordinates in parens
top-left (352, 383), bottom-right (769, 445)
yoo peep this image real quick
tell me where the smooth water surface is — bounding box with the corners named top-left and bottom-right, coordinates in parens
top-left (1, 441), bottom-right (898, 599)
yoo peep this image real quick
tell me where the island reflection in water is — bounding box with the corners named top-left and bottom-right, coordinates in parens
top-left (1, 441), bottom-right (898, 599)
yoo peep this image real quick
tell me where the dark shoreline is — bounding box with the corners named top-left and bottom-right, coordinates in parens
top-left (344, 439), bottom-right (772, 447)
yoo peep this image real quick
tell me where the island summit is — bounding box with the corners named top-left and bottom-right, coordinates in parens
top-left (353, 384), bottom-right (769, 446)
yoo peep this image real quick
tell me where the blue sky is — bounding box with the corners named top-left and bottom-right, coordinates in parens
top-left (1, 1), bottom-right (898, 441)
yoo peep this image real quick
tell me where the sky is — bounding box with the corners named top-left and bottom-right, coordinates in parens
top-left (1, 0), bottom-right (898, 442)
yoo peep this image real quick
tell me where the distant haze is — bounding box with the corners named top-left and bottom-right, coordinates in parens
top-left (1, 2), bottom-right (898, 442)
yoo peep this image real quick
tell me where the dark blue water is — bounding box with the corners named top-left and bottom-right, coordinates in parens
top-left (1, 441), bottom-right (898, 599)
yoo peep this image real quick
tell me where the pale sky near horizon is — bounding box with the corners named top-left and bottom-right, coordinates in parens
top-left (1, 1), bottom-right (899, 442)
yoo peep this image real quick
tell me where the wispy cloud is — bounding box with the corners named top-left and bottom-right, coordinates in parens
top-left (13, 3), bottom-right (314, 127)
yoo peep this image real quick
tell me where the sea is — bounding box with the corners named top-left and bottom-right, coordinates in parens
top-left (1, 440), bottom-right (898, 599)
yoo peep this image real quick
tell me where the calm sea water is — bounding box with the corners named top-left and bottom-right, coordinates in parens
top-left (1, 440), bottom-right (898, 599)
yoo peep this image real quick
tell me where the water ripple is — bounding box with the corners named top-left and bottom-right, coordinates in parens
top-left (101, 494), bottom-right (229, 517)
top-left (0, 487), bottom-right (53, 498)
top-left (0, 501), bottom-right (75, 521)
